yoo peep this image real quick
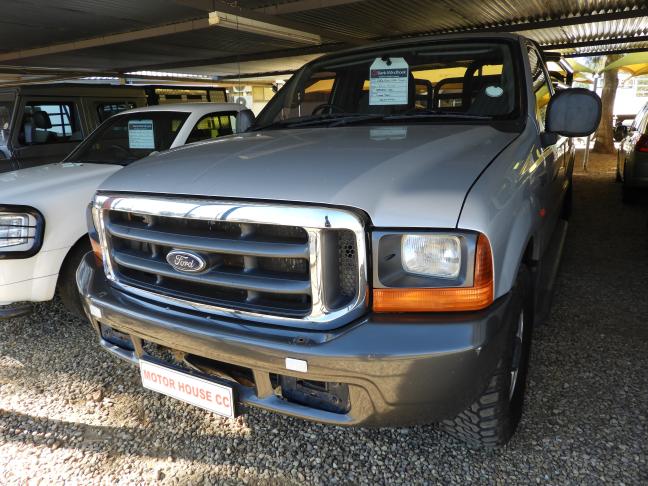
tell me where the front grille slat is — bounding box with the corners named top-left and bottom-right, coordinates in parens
top-left (112, 250), bottom-right (311, 295)
top-left (95, 196), bottom-right (367, 327)
top-left (106, 221), bottom-right (309, 259)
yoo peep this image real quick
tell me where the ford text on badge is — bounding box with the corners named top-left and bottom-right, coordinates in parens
top-left (166, 249), bottom-right (207, 273)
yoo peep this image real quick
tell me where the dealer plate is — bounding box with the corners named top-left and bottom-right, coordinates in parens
top-left (140, 359), bottom-right (235, 418)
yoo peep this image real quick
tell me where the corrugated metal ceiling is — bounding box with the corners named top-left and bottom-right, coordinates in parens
top-left (0, 0), bottom-right (646, 83)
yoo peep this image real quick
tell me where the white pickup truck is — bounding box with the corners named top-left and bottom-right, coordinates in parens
top-left (0, 103), bottom-right (242, 317)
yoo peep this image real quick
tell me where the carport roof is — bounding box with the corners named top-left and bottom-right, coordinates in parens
top-left (0, 0), bottom-right (647, 84)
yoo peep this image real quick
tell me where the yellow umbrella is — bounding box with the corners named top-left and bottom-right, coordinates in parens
top-left (567, 59), bottom-right (595, 74)
top-left (603, 52), bottom-right (648, 78)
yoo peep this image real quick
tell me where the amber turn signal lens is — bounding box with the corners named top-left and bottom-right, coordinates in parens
top-left (373, 234), bottom-right (494, 312)
top-left (90, 237), bottom-right (103, 265)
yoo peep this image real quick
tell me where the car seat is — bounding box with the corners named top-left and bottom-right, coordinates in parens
top-left (24, 111), bottom-right (57, 144)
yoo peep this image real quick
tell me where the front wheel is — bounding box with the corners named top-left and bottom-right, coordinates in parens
top-left (57, 240), bottom-right (91, 317)
top-left (441, 266), bottom-right (533, 449)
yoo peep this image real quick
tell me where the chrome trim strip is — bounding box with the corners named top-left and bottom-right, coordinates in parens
top-left (112, 250), bottom-right (311, 294)
top-left (106, 220), bottom-right (310, 259)
top-left (93, 194), bottom-right (368, 329)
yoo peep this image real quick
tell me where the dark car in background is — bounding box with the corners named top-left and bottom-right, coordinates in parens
top-left (0, 84), bottom-right (147, 173)
top-left (617, 101), bottom-right (648, 202)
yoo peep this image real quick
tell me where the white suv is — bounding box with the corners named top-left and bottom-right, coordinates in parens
top-left (0, 102), bottom-right (242, 317)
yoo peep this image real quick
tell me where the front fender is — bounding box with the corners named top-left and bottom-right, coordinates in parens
top-left (457, 123), bottom-right (543, 298)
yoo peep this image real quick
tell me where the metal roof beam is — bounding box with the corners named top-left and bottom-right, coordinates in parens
top-left (543, 35), bottom-right (648, 51)
top-left (0, 17), bottom-right (215, 63)
top-left (255, 0), bottom-right (366, 15)
top-left (216, 69), bottom-right (296, 81)
top-left (561, 46), bottom-right (648, 58)
top-left (465, 7), bottom-right (648, 33)
top-left (176, 0), bottom-right (368, 45)
top-left (177, 0), bottom-right (365, 15)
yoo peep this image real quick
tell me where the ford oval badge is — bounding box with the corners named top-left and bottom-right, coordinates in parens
top-left (166, 250), bottom-right (207, 273)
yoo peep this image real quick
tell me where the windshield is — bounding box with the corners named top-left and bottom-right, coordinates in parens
top-left (67, 111), bottom-right (190, 165)
top-left (255, 41), bottom-right (520, 129)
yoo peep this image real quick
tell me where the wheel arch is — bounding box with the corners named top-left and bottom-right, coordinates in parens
top-left (494, 200), bottom-right (539, 299)
top-left (56, 234), bottom-right (91, 288)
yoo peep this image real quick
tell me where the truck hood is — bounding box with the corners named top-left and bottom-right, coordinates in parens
top-left (100, 125), bottom-right (518, 228)
top-left (0, 162), bottom-right (123, 252)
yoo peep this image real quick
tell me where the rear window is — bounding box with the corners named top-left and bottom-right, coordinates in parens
top-left (67, 111), bottom-right (189, 165)
top-left (96, 101), bottom-right (137, 122)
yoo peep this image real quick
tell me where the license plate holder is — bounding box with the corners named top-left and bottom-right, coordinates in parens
top-left (140, 358), bottom-right (235, 418)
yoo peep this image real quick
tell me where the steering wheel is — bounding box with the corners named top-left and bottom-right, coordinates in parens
top-left (109, 144), bottom-right (132, 157)
top-left (311, 103), bottom-right (346, 116)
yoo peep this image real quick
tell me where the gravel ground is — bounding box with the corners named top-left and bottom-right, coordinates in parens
top-left (1, 152), bottom-right (647, 485)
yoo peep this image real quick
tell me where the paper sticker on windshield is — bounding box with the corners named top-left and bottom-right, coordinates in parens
top-left (486, 86), bottom-right (504, 98)
top-left (128, 120), bottom-right (155, 149)
top-left (369, 57), bottom-right (409, 106)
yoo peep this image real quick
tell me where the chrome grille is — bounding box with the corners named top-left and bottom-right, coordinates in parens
top-left (93, 195), bottom-right (368, 329)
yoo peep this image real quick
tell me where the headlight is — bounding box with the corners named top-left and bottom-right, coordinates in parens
top-left (0, 214), bottom-right (31, 247)
top-left (0, 206), bottom-right (44, 259)
top-left (373, 231), bottom-right (493, 313)
top-left (401, 234), bottom-right (461, 278)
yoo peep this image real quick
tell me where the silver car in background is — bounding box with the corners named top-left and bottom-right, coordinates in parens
top-left (617, 101), bottom-right (648, 202)
top-left (78, 33), bottom-right (601, 449)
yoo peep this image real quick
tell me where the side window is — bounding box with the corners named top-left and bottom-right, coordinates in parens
top-left (528, 47), bottom-right (553, 128)
top-left (0, 101), bottom-right (12, 131)
top-left (632, 105), bottom-right (648, 132)
top-left (638, 109), bottom-right (648, 134)
top-left (291, 73), bottom-right (336, 117)
top-left (185, 112), bottom-right (237, 144)
top-left (96, 101), bottom-right (137, 122)
top-left (0, 100), bottom-right (13, 145)
top-left (19, 101), bottom-right (82, 145)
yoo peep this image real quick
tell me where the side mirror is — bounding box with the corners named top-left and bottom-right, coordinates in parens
top-left (236, 109), bottom-right (256, 133)
top-left (545, 88), bottom-right (602, 137)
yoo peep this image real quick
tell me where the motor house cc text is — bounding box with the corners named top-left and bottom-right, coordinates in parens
top-left (142, 368), bottom-right (231, 409)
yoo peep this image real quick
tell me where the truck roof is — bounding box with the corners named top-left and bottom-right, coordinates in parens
top-left (0, 83), bottom-right (146, 98)
top-left (312, 32), bottom-right (526, 64)
top-left (122, 102), bottom-right (243, 115)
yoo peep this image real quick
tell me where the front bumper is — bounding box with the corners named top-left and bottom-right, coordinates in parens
top-left (77, 252), bottom-right (515, 426)
top-left (0, 247), bottom-right (69, 305)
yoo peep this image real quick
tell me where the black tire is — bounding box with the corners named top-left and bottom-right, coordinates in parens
top-left (616, 153), bottom-right (623, 182)
top-left (561, 183), bottom-right (573, 221)
top-left (57, 239), bottom-right (91, 317)
top-left (441, 266), bottom-right (533, 449)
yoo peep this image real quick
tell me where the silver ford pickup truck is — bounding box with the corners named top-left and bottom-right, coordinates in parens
top-left (77, 33), bottom-right (600, 448)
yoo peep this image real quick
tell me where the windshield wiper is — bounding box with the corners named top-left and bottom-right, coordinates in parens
top-left (384, 110), bottom-right (493, 121)
top-left (252, 110), bottom-right (493, 131)
top-left (251, 113), bottom-right (348, 131)
top-left (252, 112), bottom-right (393, 130)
